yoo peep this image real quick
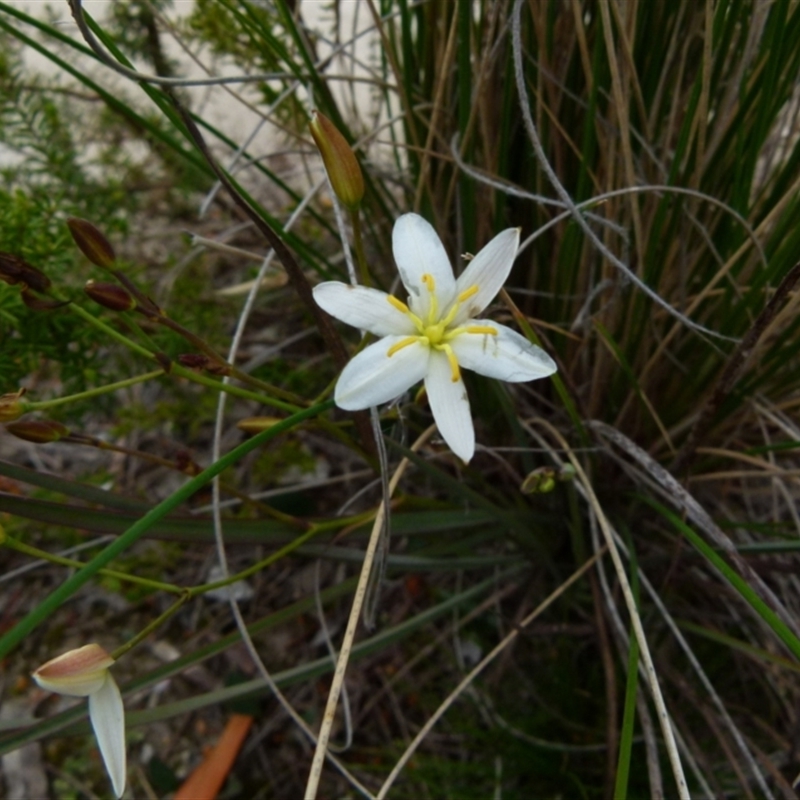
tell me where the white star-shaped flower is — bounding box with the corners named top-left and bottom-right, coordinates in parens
top-left (313, 213), bottom-right (557, 462)
top-left (33, 644), bottom-right (126, 799)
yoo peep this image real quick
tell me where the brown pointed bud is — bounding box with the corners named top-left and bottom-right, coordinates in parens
top-left (177, 354), bottom-right (208, 371)
top-left (20, 289), bottom-right (69, 312)
top-left (174, 450), bottom-right (201, 476)
top-left (176, 354), bottom-right (230, 375)
top-left (309, 110), bottom-right (365, 211)
top-left (67, 217), bottom-right (116, 269)
top-left (0, 253), bottom-right (52, 292)
top-left (237, 416), bottom-right (282, 434)
top-left (5, 419), bottom-right (71, 443)
top-left (0, 389), bottom-right (27, 422)
top-left (84, 280), bottom-right (136, 312)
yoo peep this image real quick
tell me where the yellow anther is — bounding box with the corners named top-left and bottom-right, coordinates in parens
top-left (458, 285), bottom-right (479, 303)
top-left (465, 325), bottom-right (497, 336)
top-left (421, 273), bottom-right (436, 292)
top-left (387, 336), bottom-right (419, 357)
top-left (440, 344), bottom-right (461, 382)
top-left (387, 295), bottom-right (409, 314)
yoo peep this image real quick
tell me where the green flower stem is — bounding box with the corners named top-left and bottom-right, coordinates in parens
top-left (69, 302), bottom-right (154, 360)
top-left (152, 312), bottom-right (305, 405)
top-left (71, 298), bottom-right (302, 413)
top-left (0, 535), bottom-right (182, 594)
top-left (171, 365), bottom-right (300, 412)
top-left (189, 508), bottom-right (378, 597)
top-left (0, 399), bottom-right (336, 659)
top-left (24, 370), bottom-right (165, 411)
top-left (350, 210), bottom-right (371, 287)
top-left (111, 592), bottom-right (191, 661)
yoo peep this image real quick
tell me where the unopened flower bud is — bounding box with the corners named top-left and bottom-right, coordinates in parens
top-left (67, 218), bottom-right (116, 269)
top-left (0, 253), bottom-right (52, 292)
top-left (84, 280), bottom-right (136, 311)
top-left (33, 643), bottom-right (126, 798)
top-left (237, 416), bottom-right (282, 433)
top-left (6, 419), bottom-right (70, 443)
top-left (20, 289), bottom-right (68, 312)
top-left (176, 354), bottom-right (230, 375)
top-left (309, 110), bottom-right (365, 211)
top-left (0, 389), bottom-right (27, 422)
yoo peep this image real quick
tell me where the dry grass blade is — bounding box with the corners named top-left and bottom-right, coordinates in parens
top-left (375, 549), bottom-right (606, 800)
top-left (589, 420), bottom-right (800, 643)
top-left (304, 425), bottom-right (436, 800)
top-left (527, 419), bottom-right (690, 798)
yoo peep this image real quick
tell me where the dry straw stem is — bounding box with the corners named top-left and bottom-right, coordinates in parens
top-left (589, 420), bottom-right (800, 645)
top-left (510, 0), bottom-right (732, 344)
top-left (374, 549), bottom-right (607, 800)
top-left (67, 0), bottom-right (288, 87)
top-left (529, 418), bottom-right (690, 799)
top-left (671, 260), bottom-right (800, 473)
top-left (304, 425), bottom-right (437, 800)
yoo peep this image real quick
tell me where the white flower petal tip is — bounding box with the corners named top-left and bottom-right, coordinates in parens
top-left (90, 674), bottom-right (127, 798)
top-left (319, 214), bottom-right (557, 460)
top-left (33, 644), bottom-right (127, 798)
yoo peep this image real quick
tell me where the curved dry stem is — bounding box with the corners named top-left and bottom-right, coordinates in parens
top-left (304, 424), bottom-right (437, 800)
top-left (510, 0), bottom-right (736, 344)
top-left (527, 418), bottom-right (690, 799)
top-left (375, 550), bottom-right (605, 799)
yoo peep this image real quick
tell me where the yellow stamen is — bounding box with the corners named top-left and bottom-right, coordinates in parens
top-left (465, 325), bottom-right (497, 336)
top-left (387, 336), bottom-right (419, 357)
top-left (439, 343), bottom-right (461, 382)
top-left (458, 285), bottom-right (479, 302)
top-left (421, 273), bottom-right (436, 292)
top-left (387, 295), bottom-right (409, 314)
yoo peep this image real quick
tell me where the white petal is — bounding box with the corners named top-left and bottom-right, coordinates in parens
top-left (392, 214), bottom-right (456, 320)
top-left (425, 349), bottom-right (474, 462)
top-left (452, 228), bottom-right (520, 324)
top-left (89, 674), bottom-right (126, 799)
top-left (335, 336), bottom-right (429, 409)
top-left (313, 282), bottom-right (415, 336)
top-left (450, 322), bottom-right (557, 382)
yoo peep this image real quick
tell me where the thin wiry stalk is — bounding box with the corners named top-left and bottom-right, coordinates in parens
top-left (510, 0), bottom-right (736, 344)
top-left (374, 551), bottom-right (605, 800)
top-left (304, 425), bottom-right (436, 800)
top-left (528, 418), bottom-right (690, 798)
top-left (67, 0), bottom-right (290, 86)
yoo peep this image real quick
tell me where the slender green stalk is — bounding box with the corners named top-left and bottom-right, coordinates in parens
top-left (0, 533), bottom-right (182, 594)
top-left (350, 210), bottom-right (371, 287)
top-left (23, 370), bottom-right (165, 412)
top-left (0, 399), bottom-right (335, 659)
top-left (111, 593), bottom-right (191, 660)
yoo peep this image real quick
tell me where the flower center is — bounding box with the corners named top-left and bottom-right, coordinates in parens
top-left (385, 275), bottom-right (497, 382)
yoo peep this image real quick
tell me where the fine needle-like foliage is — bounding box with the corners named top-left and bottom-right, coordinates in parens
top-left (1, 1), bottom-right (800, 798)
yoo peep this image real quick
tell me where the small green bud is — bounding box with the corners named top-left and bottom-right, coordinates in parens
top-left (521, 467), bottom-right (557, 494)
top-left (0, 389), bottom-right (27, 423)
top-left (67, 217), bottom-right (116, 269)
top-left (6, 419), bottom-right (71, 443)
top-left (521, 464), bottom-right (576, 494)
top-left (84, 280), bottom-right (136, 311)
top-left (309, 110), bottom-right (365, 211)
